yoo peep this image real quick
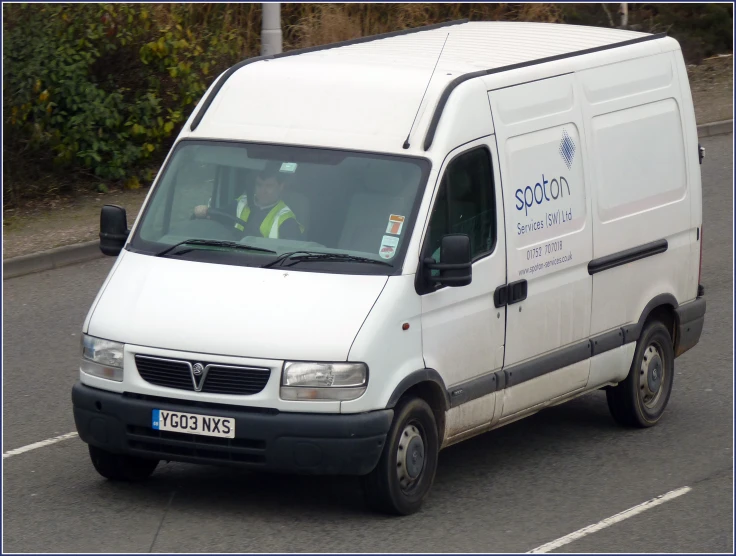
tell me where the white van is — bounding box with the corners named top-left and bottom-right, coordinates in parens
top-left (72, 20), bottom-right (707, 515)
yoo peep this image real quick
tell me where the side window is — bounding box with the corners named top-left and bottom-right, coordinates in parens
top-left (426, 147), bottom-right (496, 264)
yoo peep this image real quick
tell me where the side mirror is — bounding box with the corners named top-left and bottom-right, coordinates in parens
top-left (100, 205), bottom-right (129, 256)
top-left (424, 234), bottom-right (472, 287)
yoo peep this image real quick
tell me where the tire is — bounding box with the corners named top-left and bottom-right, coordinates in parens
top-left (361, 397), bottom-right (439, 515)
top-left (606, 320), bottom-right (674, 428)
top-left (89, 445), bottom-right (159, 481)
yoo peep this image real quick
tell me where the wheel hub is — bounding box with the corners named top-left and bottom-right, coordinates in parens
top-left (647, 355), bottom-right (662, 394)
top-left (640, 344), bottom-right (665, 407)
top-left (396, 423), bottom-right (425, 491)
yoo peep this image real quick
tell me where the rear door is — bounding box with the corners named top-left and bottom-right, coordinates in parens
top-left (488, 74), bottom-right (594, 419)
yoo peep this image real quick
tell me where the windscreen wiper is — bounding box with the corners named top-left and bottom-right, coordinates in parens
top-left (156, 239), bottom-right (276, 257)
top-left (262, 250), bottom-right (393, 268)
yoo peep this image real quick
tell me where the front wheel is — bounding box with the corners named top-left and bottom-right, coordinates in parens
top-left (361, 397), bottom-right (439, 515)
top-left (606, 320), bottom-right (675, 427)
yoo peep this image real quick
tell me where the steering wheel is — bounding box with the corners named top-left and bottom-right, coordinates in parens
top-left (202, 208), bottom-right (250, 230)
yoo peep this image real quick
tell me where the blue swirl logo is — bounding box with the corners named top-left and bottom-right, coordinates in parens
top-left (559, 129), bottom-right (576, 170)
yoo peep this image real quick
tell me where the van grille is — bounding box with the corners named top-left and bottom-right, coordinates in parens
top-left (134, 355), bottom-right (271, 395)
top-left (135, 356), bottom-right (191, 390)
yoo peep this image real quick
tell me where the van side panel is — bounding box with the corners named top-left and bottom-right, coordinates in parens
top-left (488, 73), bottom-right (594, 418)
top-left (443, 391), bottom-right (498, 447)
top-left (588, 342), bottom-right (636, 388)
top-left (500, 359), bottom-right (589, 422)
top-left (489, 74), bottom-right (593, 367)
top-left (578, 52), bottom-right (694, 340)
top-left (672, 47), bottom-right (704, 295)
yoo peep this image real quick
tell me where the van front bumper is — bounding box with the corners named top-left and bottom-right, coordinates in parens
top-left (72, 382), bottom-right (392, 475)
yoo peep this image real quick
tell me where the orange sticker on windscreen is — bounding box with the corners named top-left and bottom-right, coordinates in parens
top-left (386, 214), bottom-right (405, 235)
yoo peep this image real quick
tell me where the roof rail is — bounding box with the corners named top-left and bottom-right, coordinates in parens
top-left (189, 18), bottom-right (469, 132)
top-left (422, 32), bottom-right (667, 151)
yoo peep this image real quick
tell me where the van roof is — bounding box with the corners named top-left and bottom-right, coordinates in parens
top-left (186, 21), bottom-right (666, 154)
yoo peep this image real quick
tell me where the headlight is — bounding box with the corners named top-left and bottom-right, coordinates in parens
top-left (281, 362), bottom-right (367, 401)
top-left (80, 334), bottom-right (124, 382)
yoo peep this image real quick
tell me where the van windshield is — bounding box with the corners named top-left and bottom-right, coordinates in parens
top-left (129, 140), bottom-right (430, 275)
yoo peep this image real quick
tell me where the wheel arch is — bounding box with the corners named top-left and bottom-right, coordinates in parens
top-left (386, 369), bottom-right (449, 446)
top-left (625, 293), bottom-right (679, 344)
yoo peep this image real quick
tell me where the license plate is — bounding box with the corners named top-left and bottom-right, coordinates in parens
top-left (152, 409), bottom-right (235, 439)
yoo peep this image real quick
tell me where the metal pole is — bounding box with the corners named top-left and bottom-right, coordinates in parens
top-left (619, 3), bottom-right (629, 28)
top-left (261, 3), bottom-right (282, 56)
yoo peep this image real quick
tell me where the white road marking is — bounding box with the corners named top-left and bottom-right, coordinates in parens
top-left (3, 432), bottom-right (79, 459)
top-left (528, 486), bottom-right (692, 553)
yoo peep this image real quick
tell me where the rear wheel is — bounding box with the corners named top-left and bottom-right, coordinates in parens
top-left (607, 320), bottom-right (674, 427)
top-left (89, 445), bottom-right (159, 481)
top-left (361, 397), bottom-right (439, 515)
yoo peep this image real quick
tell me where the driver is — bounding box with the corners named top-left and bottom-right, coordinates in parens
top-left (194, 161), bottom-right (303, 240)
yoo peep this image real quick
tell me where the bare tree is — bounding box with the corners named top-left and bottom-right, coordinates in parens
top-left (601, 3), bottom-right (616, 27)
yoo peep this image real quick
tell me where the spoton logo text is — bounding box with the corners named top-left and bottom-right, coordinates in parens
top-left (515, 175), bottom-right (570, 216)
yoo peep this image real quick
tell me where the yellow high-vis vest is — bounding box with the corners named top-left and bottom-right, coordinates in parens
top-left (234, 196), bottom-right (303, 238)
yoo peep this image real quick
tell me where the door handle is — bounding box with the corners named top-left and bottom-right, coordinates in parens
top-left (493, 284), bottom-right (508, 308)
top-left (507, 279), bottom-right (527, 305)
top-left (494, 279), bottom-right (528, 308)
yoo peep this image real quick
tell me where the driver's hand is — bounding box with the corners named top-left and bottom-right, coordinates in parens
top-left (193, 205), bottom-right (208, 219)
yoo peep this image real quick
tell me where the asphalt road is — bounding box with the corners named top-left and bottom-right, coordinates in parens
top-left (3, 133), bottom-right (733, 552)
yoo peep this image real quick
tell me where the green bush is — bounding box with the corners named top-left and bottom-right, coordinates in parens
top-left (3, 4), bottom-right (245, 201)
